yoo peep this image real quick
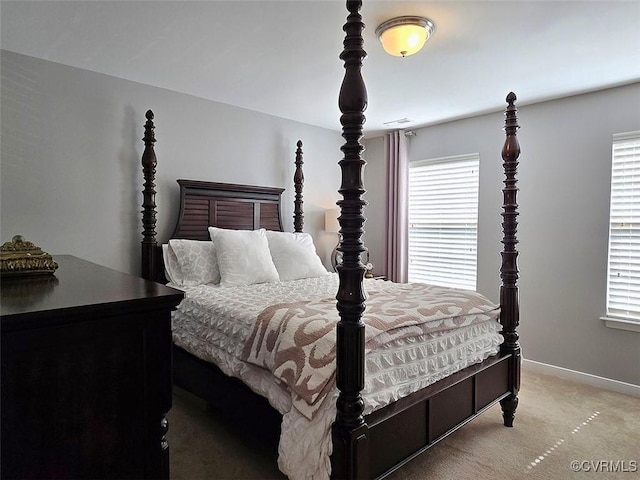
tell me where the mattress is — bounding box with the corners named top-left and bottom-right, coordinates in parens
top-left (170, 274), bottom-right (503, 480)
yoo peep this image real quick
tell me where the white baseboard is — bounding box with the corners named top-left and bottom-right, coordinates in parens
top-left (522, 359), bottom-right (640, 397)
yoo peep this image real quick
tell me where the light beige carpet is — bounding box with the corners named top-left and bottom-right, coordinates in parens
top-left (168, 369), bottom-right (639, 479)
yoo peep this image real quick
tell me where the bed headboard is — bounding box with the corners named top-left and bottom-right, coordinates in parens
top-left (140, 110), bottom-right (294, 283)
top-left (142, 179), bottom-right (285, 284)
top-left (170, 180), bottom-right (285, 240)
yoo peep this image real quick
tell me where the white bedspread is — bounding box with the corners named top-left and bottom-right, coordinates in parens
top-left (171, 274), bottom-right (503, 480)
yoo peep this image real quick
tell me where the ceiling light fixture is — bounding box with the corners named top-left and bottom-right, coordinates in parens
top-left (375, 16), bottom-right (435, 57)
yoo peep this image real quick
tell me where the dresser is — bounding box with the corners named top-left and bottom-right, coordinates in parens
top-left (1, 255), bottom-right (184, 479)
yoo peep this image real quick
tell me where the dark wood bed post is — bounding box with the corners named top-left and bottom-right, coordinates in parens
top-left (331, 1), bottom-right (369, 479)
top-left (293, 140), bottom-right (304, 233)
top-left (499, 92), bottom-right (521, 427)
top-left (141, 109), bottom-right (159, 281)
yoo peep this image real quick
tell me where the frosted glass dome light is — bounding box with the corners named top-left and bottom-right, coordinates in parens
top-left (375, 16), bottom-right (435, 57)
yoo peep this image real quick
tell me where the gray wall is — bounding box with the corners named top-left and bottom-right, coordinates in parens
top-left (3, 50), bottom-right (639, 385)
top-left (1, 50), bottom-right (343, 275)
top-left (364, 83), bottom-right (640, 385)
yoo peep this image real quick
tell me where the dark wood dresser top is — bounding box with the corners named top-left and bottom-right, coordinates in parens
top-left (1, 254), bottom-right (183, 329)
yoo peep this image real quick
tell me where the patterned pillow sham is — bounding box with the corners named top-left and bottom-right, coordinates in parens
top-left (162, 244), bottom-right (184, 285)
top-left (167, 239), bottom-right (220, 286)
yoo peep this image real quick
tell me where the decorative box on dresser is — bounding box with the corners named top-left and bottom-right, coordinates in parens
top-left (1, 255), bottom-right (184, 480)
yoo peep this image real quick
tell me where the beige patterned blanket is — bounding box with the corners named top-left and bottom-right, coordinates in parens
top-left (241, 282), bottom-right (500, 419)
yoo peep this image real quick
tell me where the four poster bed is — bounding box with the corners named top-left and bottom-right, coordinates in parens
top-left (140, 2), bottom-right (521, 479)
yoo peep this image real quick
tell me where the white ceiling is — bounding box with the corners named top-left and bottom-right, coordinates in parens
top-left (2, 0), bottom-right (639, 137)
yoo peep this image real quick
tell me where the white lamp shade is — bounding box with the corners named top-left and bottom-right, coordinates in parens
top-left (325, 208), bottom-right (340, 233)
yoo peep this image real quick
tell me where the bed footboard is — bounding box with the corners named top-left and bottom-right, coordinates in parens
top-left (366, 354), bottom-right (511, 479)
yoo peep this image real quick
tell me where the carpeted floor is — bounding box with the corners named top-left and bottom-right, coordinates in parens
top-left (168, 368), bottom-right (639, 479)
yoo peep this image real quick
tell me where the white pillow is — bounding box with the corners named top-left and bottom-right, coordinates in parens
top-left (168, 239), bottom-right (220, 286)
top-left (208, 227), bottom-right (280, 287)
top-left (162, 244), bottom-right (184, 285)
top-left (266, 230), bottom-right (329, 281)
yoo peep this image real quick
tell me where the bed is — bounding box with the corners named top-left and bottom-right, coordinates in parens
top-left (139, 2), bottom-right (521, 479)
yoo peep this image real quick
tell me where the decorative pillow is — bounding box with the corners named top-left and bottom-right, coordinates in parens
top-left (162, 244), bottom-right (184, 285)
top-left (208, 227), bottom-right (280, 287)
top-left (266, 230), bottom-right (329, 281)
top-left (168, 239), bottom-right (220, 286)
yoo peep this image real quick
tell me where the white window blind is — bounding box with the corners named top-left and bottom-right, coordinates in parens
top-left (606, 131), bottom-right (640, 320)
top-left (408, 153), bottom-right (480, 290)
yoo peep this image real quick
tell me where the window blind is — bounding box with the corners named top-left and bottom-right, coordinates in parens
top-left (606, 131), bottom-right (640, 320)
top-left (408, 153), bottom-right (480, 290)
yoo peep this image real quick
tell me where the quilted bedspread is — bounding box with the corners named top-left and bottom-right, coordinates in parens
top-left (241, 282), bottom-right (500, 420)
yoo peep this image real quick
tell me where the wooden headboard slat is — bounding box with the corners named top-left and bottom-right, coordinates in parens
top-left (260, 203), bottom-right (280, 231)
top-left (215, 202), bottom-right (255, 230)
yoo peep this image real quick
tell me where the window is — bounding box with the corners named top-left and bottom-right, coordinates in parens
top-left (605, 131), bottom-right (640, 327)
top-left (408, 153), bottom-right (480, 290)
